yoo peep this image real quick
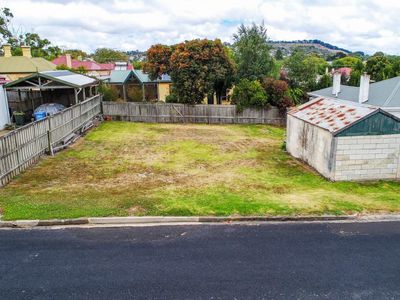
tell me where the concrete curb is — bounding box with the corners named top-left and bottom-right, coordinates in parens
top-left (0, 215), bottom-right (366, 228)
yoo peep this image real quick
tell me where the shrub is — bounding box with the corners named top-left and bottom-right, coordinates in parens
top-left (288, 87), bottom-right (307, 105)
top-left (231, 79), bottom-right (267, 112)
top-left (261, 77), bottom-right (294, 113)
top-left (165, 92), bottom-right (179, 103)
top-left (99, 84), bottom-right (119, 102)
top-left (127, 86), bottom-right (143, 102)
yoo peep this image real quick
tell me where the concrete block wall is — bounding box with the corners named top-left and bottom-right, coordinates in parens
top-left (334, 135), bottom-right (400, 181)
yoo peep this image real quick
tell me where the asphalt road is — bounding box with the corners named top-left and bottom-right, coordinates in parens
top-left (1, 222), bottom-right (400, 299)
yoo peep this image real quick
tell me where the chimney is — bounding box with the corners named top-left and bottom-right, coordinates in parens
top-left (21, 45), bottom-right (32, 58)
top-left (332, 71), bottom-right (341, 96)
top-left (2, 44), bottom-right (12, 57)
top-left (359, 73), bottom-right (370, 103)
top-left (66, 53), bottom-right (72, 68)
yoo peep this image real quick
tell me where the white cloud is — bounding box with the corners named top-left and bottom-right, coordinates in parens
top-left (2, 0), bottom-right (400, 54)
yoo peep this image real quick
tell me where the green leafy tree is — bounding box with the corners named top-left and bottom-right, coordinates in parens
top-left (232, 23), bottom-right (275, 81)
top-left (231, 79), bottom-right (267, 112)
top-left (0, 7), bottom-right (13, 43)
top-left (65, 49), bottom-right (88, 60)
top-left (131, 60), bottom-right (143, 70)
top-left (348, 70), bottom-right (361, 86)
top-left (275, 49), bottom-right (283, 60)
top-left (92, 48), bottom-right (128, 63)
top-left (366, 55), bottom-right (392, 81)
top-left (332, 56), bottom-right (363, 69)
top-left (316, 73), bottom-right (332, 89)
top-left (56, 64), bottom-right (87, 74)
top-left (304, 54), bottom-right (328, 75)
top-left (144, 39), bottom-right (235, 104)
top-left (388, 56), bottom-right (400, 77)
top-left (287, 87), bottom-right (307, 105)
top-left (0, 8), bottom-right (61, 60)
top-left (284, 49), bottom-right (322, 91)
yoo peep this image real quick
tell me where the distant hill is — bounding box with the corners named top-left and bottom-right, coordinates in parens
top-left (127, 40), bottom-right (365, 62)
top-left (270, 40), bottom-right (363, 59)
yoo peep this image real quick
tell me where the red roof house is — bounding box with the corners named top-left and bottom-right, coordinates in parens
top-left (53, 54), bottom-right (132, 77)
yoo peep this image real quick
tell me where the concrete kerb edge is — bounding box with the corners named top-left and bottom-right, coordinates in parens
top-left (0, 215), bottom-right (364, 228)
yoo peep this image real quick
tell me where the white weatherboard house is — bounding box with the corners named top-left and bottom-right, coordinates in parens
top-left (287, 97), bottom-right (400, 181)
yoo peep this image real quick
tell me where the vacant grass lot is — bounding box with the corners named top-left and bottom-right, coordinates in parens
top-left (1, 122), bottom-right (400, 220)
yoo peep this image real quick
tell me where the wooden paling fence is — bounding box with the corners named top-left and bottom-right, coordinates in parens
top-left (102, 102), bottom-right (285, 125)
top-left (0, 95), bottom-right (102, 186)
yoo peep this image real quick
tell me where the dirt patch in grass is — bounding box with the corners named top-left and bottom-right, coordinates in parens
top-left (1, 121), bottom-right (400, 220)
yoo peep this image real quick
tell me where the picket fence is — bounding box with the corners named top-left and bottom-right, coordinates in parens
top-left (0, 95), bottom-right (102, 186)
top-left (102, 102), bottom-right (285, 125)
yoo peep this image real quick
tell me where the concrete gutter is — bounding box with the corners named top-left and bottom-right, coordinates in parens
top-left (2, 214), bottom-right (399, 229)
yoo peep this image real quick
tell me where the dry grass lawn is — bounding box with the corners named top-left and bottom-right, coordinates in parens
top-left (1, 121), bottom-right (400, 220)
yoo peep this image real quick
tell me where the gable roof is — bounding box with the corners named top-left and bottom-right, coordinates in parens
top-left (109, 70), bottom-right (172, 84)
top-left (109, 70), bottom-right (132, 84)
top-left (288, 97), bottom-right (379, 134)
top-left (309, 76), bottom-right (400, 108)
top-left (0, 56), bottom-right (56, 73)
top-left (5, 70), bottom-right (97, 89)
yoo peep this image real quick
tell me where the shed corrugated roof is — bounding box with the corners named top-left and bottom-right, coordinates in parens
top-left (5, 70), bottom-right (97, 89)
top-left (42, 70), bottom-right (97, 87)
top-left (0, 56), bottom-right (56, 73)
top-left (288, 97), bottom-right (378, 133)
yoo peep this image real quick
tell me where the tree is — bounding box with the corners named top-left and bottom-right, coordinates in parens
top-left (0, 7), bottom-right (13, 43)
top-left (332, 56), bottom-right (363, 69)
top-left (365, 55), bottom-right (392, 81)
top-left (131, 60), bottom-right (143, 70)
top-left (275, 49), bottom-right (283, 60)
top-left (316, 73), bottom-right (332, 89)
top-left (348, 70), bottom-right (361, 86)
top-left (7, 32), bottom-right (62, 59)
top-left (231, 79), bottom-right (267, 111)
top-left (56, 64), bottom-right (87, 74)
top-left (284, 49), bottom-right (322, 91)
top-left (143, 44), bottom-right (172, 79)
top-left (261, 78), bottom-right (294, 112)
top-left (144, 39), bottom-right (235, 104)
top-left (65, 49), bottom-right (88, 60)
top-left (304, 54), bottom-right (328, 75)
top-left (92, 48), bottom-right (128, 63)
top-left (388, 56), bottom-right (400, 77)
top-left (232, 23), bottom-right (275, 81)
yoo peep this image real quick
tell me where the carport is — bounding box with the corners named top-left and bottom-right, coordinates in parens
top-left (5, 70), bottom-right (99, 115)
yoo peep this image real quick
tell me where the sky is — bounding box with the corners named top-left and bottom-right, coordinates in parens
top-left (3, 0), bottom-right (400, 55)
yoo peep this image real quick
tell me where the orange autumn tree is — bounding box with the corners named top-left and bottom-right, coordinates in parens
top-left (144, 39), bottom-right (235, 104)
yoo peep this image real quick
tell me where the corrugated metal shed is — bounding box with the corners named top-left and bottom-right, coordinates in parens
top-left (288, 97), bottom-right (378, 134)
